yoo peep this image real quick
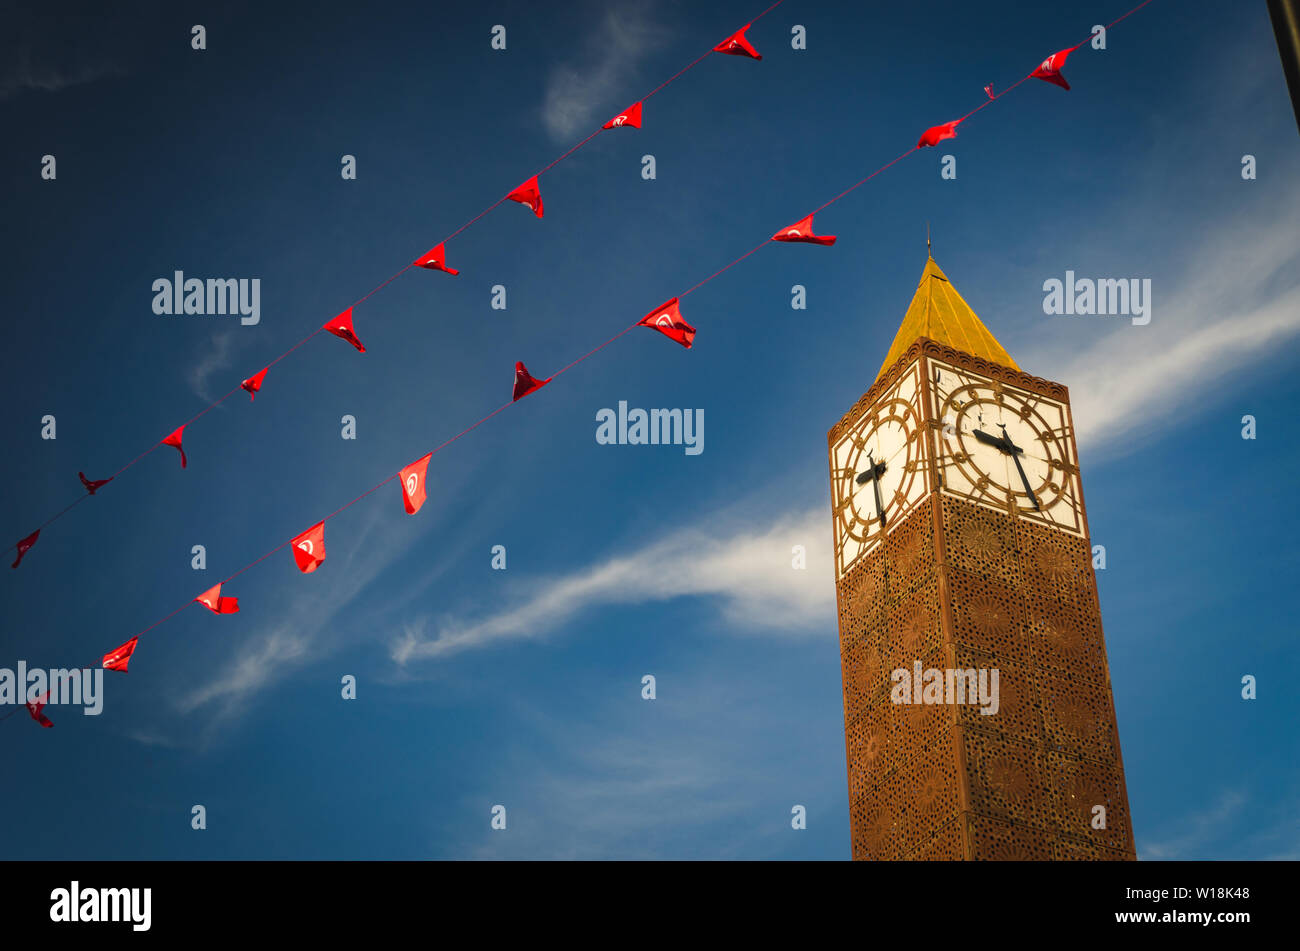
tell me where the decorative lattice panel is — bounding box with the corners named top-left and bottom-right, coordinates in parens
top-left (1039, 672), bottom-right (1119, 762)
top-left (844, 698), bottom-right (894, 803)
top-left (941, 496), bottom-right (1022, 588)
top-left (834, 427), bottom-right (1133, 861)
top-left (1026, 589), bottom-right (1108, 686)
top-left (952, 647), bottom-right (1042, 744)
top-left (850, 778), bottom-right (901, 861)
top-left (968, 815), bottom-right (1056, 861)
top-left (838, 549), bottom-right (886, 648)
top-left (886, 645), bottom-right (952, 757)
top-left (893, 732), bottom-right (963, 857)
top-left (882, 576), bottom-right (944, 678)
top-left (841, 630), bottom-right (889, 722)
top-left (1014, 517), bottom-right (1095, 609)
top-left (1046, 751), bottom-right (1133, 853)
top-left (884, 496), bottom-right (936, 606)
top-left (904, 813), bottom-right (968, 861)
top-left (1054, 836), bottom-right (1132, 861)
top-left (961, 726), bottom-right (1052, 830)
top-left (947, 565), bottom-right (1031, 666)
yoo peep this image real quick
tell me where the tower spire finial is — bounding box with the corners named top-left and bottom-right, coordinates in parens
top-left (926, 221), bottom-right (932, 258)
top-left (873, 251), bottom-right (1019, 385)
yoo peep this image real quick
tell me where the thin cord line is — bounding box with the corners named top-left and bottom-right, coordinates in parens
top-left (29, 319), bottom-right (639, 672)
top-left (1106, 0), bottom-right (1153, 29)
top-left (679, 238), bottom-right (773, 298)
top-left (5, 1), bottom-right (786, 556)
top-left (25, 495), bottom-right (91, 536)
top-left (642, 50), bottom-right (715, 102)
top-left (5, 0), bottom-right (1160, 725)
top-left (551, 325), bottom-right (640, 379)
top-left (809, 147), bottom-right (920, 218)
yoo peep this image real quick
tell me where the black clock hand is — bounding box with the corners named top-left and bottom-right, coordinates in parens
top-left (855, 456), bottom-right (887, 485)
top-left (972, 428), bottom-right (1010, 452)
top-left (1008, 450), bottom-right (1040, 510)
top-left (997, 424), bottom-right (1024, 455)
top-left (998, 425), bottom-right (1040, 510)
top-left (855, 454), bottom-right (888, 527)
top-left (871, 468), bottom-right (886, 527)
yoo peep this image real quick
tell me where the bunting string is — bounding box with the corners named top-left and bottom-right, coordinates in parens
top-left (3, 0), bottom-right (1158, 727)
top-left (5, 0), bottom-right (788, 564)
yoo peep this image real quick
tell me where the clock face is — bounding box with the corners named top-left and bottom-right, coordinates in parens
top-left (831, 362), bottom-right (928, 577)
top-left (930, 360), bottom-right (1084, 536)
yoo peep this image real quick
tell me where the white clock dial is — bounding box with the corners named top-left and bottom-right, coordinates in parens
top-left (930, 361), bottom-right (1084, 535)
top-left (831, 363), bottom-right (928, 577)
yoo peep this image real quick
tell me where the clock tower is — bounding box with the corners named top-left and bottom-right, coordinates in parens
top-left (829, 253), bottom-right (1135, 860)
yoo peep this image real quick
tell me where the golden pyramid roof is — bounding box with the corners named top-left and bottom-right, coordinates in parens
top-left (875, 254), bottom-right (1018, 383)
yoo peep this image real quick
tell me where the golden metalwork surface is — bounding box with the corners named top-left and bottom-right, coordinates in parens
top-left (873, 255), bottom-right (1020, 386)
top-left (831, 257), bottom-right (1134, 861)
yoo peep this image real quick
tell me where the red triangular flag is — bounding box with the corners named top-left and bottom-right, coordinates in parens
top-left (241, 367), bottom-right (269, 401)
top-left (103, 636), bottom-right (140, 672)
top-left (414, 243), bottom-right (459, 275)
top-left (26, 691), bottom-right (53, 728)
top-left (11, 530), bottom-right (39, 569)
top-left (984, 83), bottom-right (995, 100)
top-left (195, 583), bottom-right (240, 614)
top-left (771, 213), bottom-right (837, 246)
top-left (1031, 45), bottom-right (1081, 91)
top-left (291, 521), bottom-right (327, 574)
top-left (917, 119), bottom-right (962, 148)
top-left (400, 452), bottom-right (433, 515)
top-left (512, 361), bottom-right (551, 402)
top-left (79, 471), bottom-right (113, 495)
top-left (714, 24), bottom-right (761, 59)
top-left (603, 101), bottom-right (643, 130)
top-left (637, 298), bottom-right (696, 349)
top-left (507, 176), bottom-right (544, 218)
top-left (163, 425), bottom-right (187, 469)
top-left (323, 307), bottom-right (365, 353)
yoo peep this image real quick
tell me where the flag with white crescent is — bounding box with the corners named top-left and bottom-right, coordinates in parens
top-left (771, 213), bottom-right (836, 246)
top-left (241, 367), bottom-right (269, 400)
top-left (400, 452), bottom-right (432, 515)
top-left (413, 243), bottom-right (459, 275)
top-left (603, 101), bottom-right (643, 130)
top-left (323, 307), bottom-right (366, 353)
top-left (1031, 44), bottom-right (1083, 90)
top-left (507, 176), bottom-right (545, 218)
top-left (637, 298), bottom-right (696, 349)
top-left (291, 521), bottom-right (327, 574)
top-left (713, 24), bottom-right (761, 60)
top-left (512, 361), bottom-right (551, 402)
top-left (195, 582), bottom-right (240, 614)
top-left (102, 636), bottom-right (140, 672)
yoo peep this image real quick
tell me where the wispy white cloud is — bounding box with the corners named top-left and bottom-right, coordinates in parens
top-left (147, 465), bottom-right (490, 742)
top-left (1025, 194), bottom-right (1300, 459)
top-left (118, 728), bottom-right (181, 749)
top-left (1139, 788), bottom-right (1247, 860)
top-left (541, 1), bottom-right (668, 140)
top-left (176, 627), bottom-right (310, 716)
top-left (449, 681), bottom-right (827, 859)
top-left (1138, 779), bottom-right (1300, 861)
top-left (466, 732), bottom-right (755, 860)
top-left (171, 507), bottom-right (418, 733)
top-left (392, 506), bottom-right (832, 664)
top-left (392, 191), bottom-right (1300, 670)
top-left (187, 330), bottom-right (244, 402)
top-left (0, 52), bottom-right (123, 100)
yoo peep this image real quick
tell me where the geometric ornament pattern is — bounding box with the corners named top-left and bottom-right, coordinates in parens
top-left (831, 340), bottom-right (1135, 860)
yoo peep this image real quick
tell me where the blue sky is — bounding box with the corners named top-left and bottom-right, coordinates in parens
top-left (2, 0), bottom-right (1298, 859)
